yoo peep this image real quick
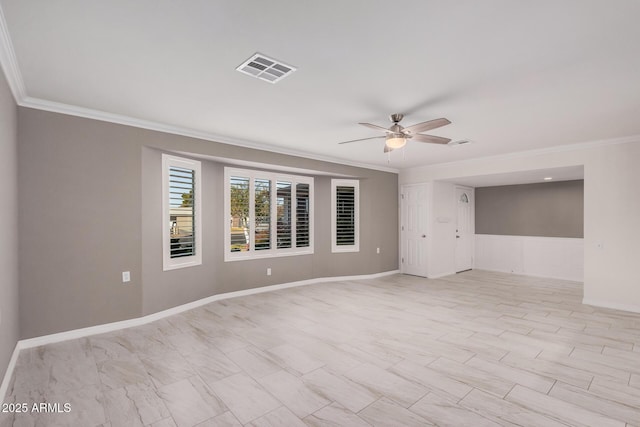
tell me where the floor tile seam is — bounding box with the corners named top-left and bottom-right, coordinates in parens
top-left (502, 384), bottom-right (582, 427)
top-left (253, 372), bottom-right (320, 419)
top-left (408, 389), bottom-right (498, 427)
top-left (302, 399), bottom-right (337, 421)
top-left (568, 353), bottom-right (640, 378)
top-left (353, 395), bottom-right (386, 415)
top-left (508, 352), bottom-right (580, 386)
top-left (537, 349), bottom-right (631, 383)
top-left (459, 387), bottom-right (562, 427)
top-left (456, 384), bottom-right (477, 404)
top-left (240, 404), bottom-right (287, 426)
top-left (548, 380), bottom-right (640, 424)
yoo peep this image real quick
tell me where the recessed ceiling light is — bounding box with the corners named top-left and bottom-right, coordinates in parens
top-left (236, 53), bottom-right (296, 84)
top-left (543, 177), bottom-right (553, 181)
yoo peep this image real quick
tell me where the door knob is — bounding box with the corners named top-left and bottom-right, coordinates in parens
top-left (456, 236), bottom-right (460, 238)
top-left (422, 235), bottom-right (426, 238)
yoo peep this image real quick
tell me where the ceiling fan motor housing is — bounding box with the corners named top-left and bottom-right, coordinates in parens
top-left (390, 123), bottom-right (404, 134)
top-left (390, 113), bottom-right (404, 123)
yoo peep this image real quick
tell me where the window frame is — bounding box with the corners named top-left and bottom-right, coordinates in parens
top-left (331, 179), bottom-right (360, 253)
top-left (224, 167), bottom-right (314, 262)
top-left (162, 154), bottom-right (202, 271)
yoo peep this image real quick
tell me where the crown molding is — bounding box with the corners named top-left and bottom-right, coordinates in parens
top-left (421, 134), bottom-right (640, 171)
top-left (20, 96), bottom-right (400, 174)
top-left (0, 2), bottom-right (25, 101)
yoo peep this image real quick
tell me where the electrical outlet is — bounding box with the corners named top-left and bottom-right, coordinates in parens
top-left (122, 271), bottom-right (131, 283)
top-left (267, 268), bottom-right (272, 276)
top-left (376, 247), bottom-right (380, 254)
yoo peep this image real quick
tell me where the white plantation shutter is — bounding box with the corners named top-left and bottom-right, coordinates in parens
top-left (336, 186), bottom-right (356, 246)
top-left (224, 167), bottom-right (314, 261)
top-left (254, 178), bottom-right (271, 251)
top-left (163, 155), bottom-right (202, 270)
top-left (169, 166), bottom-right (196, 258)
top-left (332, 179), bottom-right (360, 253)
top-left (296, 183), bottom-right (310, 248)
top-left (276, 181), bottom-right (292, 248)
top-left (230, 176), bottom-right (250, 253)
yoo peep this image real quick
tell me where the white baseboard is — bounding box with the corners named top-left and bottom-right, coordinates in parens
top-left (0, 343), bottom-right (20, 405)
top-left (0, 269), bottom-right (399, 401)
top-left (428, 271), bottom-right (456, 279)
top-left (19, 269), bottom-right (399, 349)
top-left (474, 266), bottom-right (582, 283)
top-left (582, 298), bottom-right (640, 314)
top-left (19, 270), bottom-right (400, 349)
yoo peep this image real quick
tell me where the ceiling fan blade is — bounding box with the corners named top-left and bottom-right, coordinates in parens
top-left (359, 122), bottom-right (392, 133)
top-left (411, 134), bottom-right (451, 145)
top-left (403, 118), bottom-right (451, 134)
top-left (338, 136), bottom-right (385, 145)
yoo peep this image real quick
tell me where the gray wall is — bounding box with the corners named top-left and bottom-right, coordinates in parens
top-left (19, 108), bottom-right (398, 338)
top-left (0, 67), bottom-right (19, 382)
top-left (475, 180), bottom-right (584, 238)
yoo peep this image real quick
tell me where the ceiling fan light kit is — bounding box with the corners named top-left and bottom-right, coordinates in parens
top-left (385, 134), bottom-right (407, 149)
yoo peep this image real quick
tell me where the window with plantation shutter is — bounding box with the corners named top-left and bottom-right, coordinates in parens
top-left (276, 181), bottom-right (292, 248)
top-left (225, 167), bottom-right (314, 261)
top-left (254, 178), bottom-right (271, 251)
top-left (332, 179), bottom-right (359, 253)
top-left (162, 154), bottom-right (202, 270)
top-left (296, 183), bottom-right (310, 248)
top-left (230, 176), bottom-right (250, 253)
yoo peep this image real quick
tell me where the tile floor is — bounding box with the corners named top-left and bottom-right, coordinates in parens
top-left (1, 270), bottom-right (640, 426)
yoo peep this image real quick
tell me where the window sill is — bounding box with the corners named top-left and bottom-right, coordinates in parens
top-left (331, 246), bottom-right (360, 253)
top-left (163, 258), bottom-right (202, 271)
top-left (225, 248), bottom-right (314, 262)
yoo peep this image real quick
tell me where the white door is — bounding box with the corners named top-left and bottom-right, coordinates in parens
top-left (401, 184), bottom-right (428, 277)
top-left (455, 186), bottom-right (473, 272)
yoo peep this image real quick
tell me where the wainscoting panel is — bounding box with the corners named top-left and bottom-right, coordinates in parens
top-left (475, 234), bottom-right (583, 281)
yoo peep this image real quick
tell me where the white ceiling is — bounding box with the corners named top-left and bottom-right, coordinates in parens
top-left (1, 0), bottom-right (639, 170)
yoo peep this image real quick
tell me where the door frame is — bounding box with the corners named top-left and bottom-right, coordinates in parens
top-left (454, 185), bottom-right (475, 272)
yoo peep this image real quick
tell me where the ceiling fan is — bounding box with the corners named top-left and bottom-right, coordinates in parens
top-left (339, 113), bottom-right (451, 152)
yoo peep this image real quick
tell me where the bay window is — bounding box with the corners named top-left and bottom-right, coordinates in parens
top-left (225, 167), bottom-right (313, 261)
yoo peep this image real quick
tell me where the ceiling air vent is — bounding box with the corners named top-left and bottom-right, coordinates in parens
top-left (236, 53), bottom-right (296, 84)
